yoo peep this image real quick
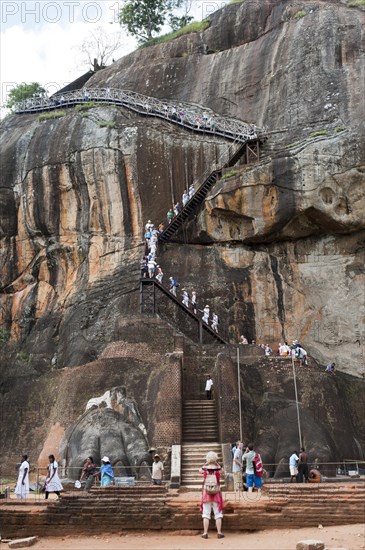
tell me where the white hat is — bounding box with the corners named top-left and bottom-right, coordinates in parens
top-left (101, 456), bottom-right (110, 462)
top-left (206, 451), bottom-right (218, 465)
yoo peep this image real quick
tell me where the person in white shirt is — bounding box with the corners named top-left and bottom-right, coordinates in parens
top-left (232, 442), bottom-right (243, 492)
top-left (289, 451), bottom-right (299, 482)
top-left (202, 305), bottom-right (210, 324)
top-left (182, 191), bottom-right (189, 206)
top-left (211, 313), bottom-right (219, 333)
top-left (155, 265), bottom-right (163, 284)
top-left (205, 375), bottom-right (213, 400)
top-left (182, 290), bottom-right (189, 307)
top-left (152, 454), bottom-right (164, 485)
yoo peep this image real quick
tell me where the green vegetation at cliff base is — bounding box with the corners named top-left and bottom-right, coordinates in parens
top-left (222, 169), bottom-right (239, 179)
top-left (294, 10), bottom-right (306, 20)
top-left (75, 102), bottom-right (96, 112)
top-left (348, 0), bottom-right (365, 7)
top-left (38, 111), bottom-right (66, 121)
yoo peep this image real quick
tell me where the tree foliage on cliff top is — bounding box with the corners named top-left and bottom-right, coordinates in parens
top-left (348, 0), bottom-right (365, 6)
top-left (119, 0), bottom-right (193, 43)
top-left (6, 82), bottom-right (45, 109)
top-left (139, 19), bottom-right (211, 48)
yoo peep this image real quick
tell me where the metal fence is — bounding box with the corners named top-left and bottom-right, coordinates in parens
top-left (0, 465), bottom-right (161, 502)
top-left (1, 460), bottom-right (363, 502)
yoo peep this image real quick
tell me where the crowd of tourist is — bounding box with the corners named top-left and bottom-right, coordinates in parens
top-left (141, 219), bottom-right (221, 334)
top-left (165, 183), bottom-right (196, 223)
top-left (259, 340), bottom-right (308, 365)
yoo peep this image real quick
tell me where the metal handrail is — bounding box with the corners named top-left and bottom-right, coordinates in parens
top-left (142, 277), bottom-right (230, 344)
top-left (14, 87), bottom-right (266, 144)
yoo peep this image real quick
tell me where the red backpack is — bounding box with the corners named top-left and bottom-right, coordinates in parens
top-left (253, 453), bottom-right (263, 477)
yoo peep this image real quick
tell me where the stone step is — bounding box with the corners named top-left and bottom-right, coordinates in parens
top-left (183, 403), bottom-right (216, 407)
top-left (181, 457), bottom-right (223, 464)
top-left (183, 412), bottom-right (217, 417)
top-left (183, 421), bottom-right (217, 426)
top-left (183, 419), bottom-right (217, 424)
top-left (183, 429), bottom-right (217, 435)
top-left (182, 442), bottom-right (221, 447)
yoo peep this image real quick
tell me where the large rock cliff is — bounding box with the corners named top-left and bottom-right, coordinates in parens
top-left (0, 0), bottom-right (364, 469)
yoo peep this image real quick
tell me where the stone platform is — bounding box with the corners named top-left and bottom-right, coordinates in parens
top-left (1, 483), bottom-right (364, 538)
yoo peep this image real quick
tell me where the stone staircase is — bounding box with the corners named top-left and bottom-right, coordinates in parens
top-left (181, 442), bottom-right (224, 490)
top-left (182, 399), bottom-right (218, 442)
top-left (1, 483), bottom-right (364, 537)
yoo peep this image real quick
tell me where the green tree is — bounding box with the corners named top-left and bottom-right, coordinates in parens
top-left (119, 0), bottom-right (193, 43)
top-left (6, 82), bottom-right (46, 109)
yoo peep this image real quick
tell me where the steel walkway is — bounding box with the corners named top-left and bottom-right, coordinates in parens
top-left (14, 87), bottom-right (266, 145)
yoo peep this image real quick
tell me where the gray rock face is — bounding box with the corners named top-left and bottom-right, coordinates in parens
top-left (0, 0), bottom-right (364, 475)
top-left (1, 0), bottom-right (363, 377)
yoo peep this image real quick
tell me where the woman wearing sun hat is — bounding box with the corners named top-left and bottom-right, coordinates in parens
top-left (99, 456), bottom-right (114, 487)
top-left (199, 451), bottom-right (225, 539)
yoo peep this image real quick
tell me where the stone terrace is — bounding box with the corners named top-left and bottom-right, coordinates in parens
top-left (1, 483), bottom-right (364, 538)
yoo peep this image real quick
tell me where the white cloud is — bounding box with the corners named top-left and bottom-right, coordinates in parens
top-left (0, 1), bottom-right (137, 110)
top-left (0, 0), bottom-right (224, 114)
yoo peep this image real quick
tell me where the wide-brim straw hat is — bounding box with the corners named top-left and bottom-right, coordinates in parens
top-left (206, 451), bottom-right (218, 465)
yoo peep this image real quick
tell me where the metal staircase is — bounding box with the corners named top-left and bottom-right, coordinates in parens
top-left (159, 140), bottom-right (261, 243)
top-left (140, 278), bottom-right (230, 345)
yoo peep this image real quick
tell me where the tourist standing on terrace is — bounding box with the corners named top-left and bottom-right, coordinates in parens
top-left (80, 456), bottom-right (98, 492)
top-left (152, 454), bottom-right (164, 485)
top-left (99, 457), bottom-right (114, 487)
top-left (289, 450), bottom-right (299, 482)
top-left (15, 454), bottom-right (30, 499)
top-left (205, 375), bottom-right (213, 400)
top-left (243, 444), bottom-right (263, 495)
top-left (232, 442), bottom-right (243, 492)
top-left (298, 447), bottom-right (309, 483)
top-left (199, 451), bottom-right (225, 539)
top-left (45, 454), bottom-right (63, 499)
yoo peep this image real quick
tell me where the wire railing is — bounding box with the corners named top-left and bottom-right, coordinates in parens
top-left (14, 87), bottom-right (266, 144)
top-left (1, 461), bottom-right (363, 503)
top-left (0, 465), bottom-right (163, 502)
top-left (261, 460), bottom-right (365, 480)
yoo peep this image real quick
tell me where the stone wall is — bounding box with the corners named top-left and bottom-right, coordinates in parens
top-left (1, 483), bottom-right (364, 537)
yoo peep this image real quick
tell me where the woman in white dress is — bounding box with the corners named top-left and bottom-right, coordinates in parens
top-left (15, 454), bottom-right (30, 499)
top-left (45, 454), bottom-right (63, 499)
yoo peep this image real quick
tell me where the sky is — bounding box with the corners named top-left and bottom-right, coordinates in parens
top-left (0, 0), bottom-right (231, 112)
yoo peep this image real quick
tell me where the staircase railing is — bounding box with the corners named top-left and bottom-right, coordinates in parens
top-left (140, 278), bottom-right (230, 345)
top-left (158, 137), bottom-right (248, 242)
top-left (14, 87), bottom-right (266, 144)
